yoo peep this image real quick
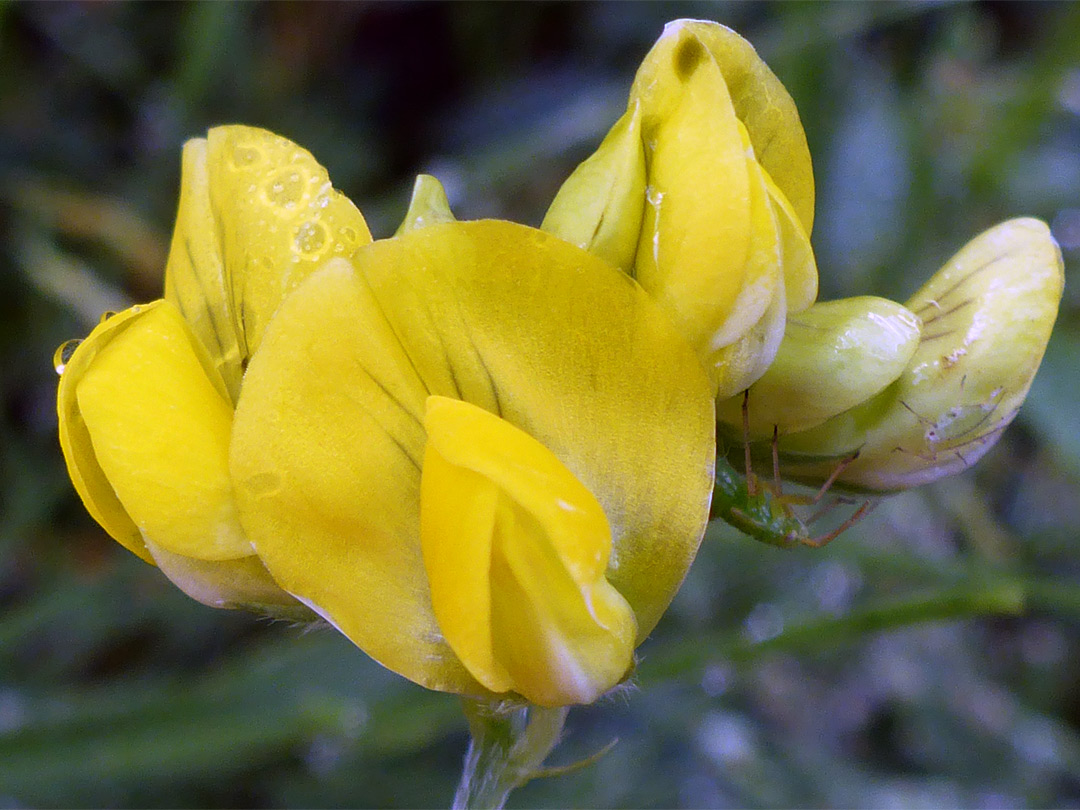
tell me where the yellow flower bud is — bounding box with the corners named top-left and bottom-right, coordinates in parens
top-left (543, 20), bottom-right (818, 399)
top-left (717, 296), bottom-right (923, 438)
top-left (774, 219), bottom-right (1064, 491)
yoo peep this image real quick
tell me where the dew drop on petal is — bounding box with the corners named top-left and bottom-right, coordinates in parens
top-left (229, 143), bottom-right (265, 170)
top-left (264, 168), bottom-right (309, 209)
top-left (53, 339), bottom-right (82, 375)
top-left (293, 220), bottom-right (330, 258)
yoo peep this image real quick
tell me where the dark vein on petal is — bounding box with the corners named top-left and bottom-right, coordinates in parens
top-left (182, 235), bottom-right (229, 360)
top-left (344, 385), bottom-right (422, 472)
top-left (408, 274), bottom-right (463, 401)
top-left (938, 396), bottom-right (1006, 449)
top-left (919, 330), bottom-right (958, 343)
top-left (353, 266), bottom-right (431, 402)
top-left (911, 251), bottom-right (1014, 317)
top-left (920, 298), bottom-right (974, 327)
top-left (462, 313), bottom-right (502, 418)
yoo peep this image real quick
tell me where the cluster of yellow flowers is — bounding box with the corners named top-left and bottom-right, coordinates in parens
top-left (56, 21), bottom-right (1062, 709)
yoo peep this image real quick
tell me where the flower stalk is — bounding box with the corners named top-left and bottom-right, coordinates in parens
top-left (453, 699), bottom-right (568, 810)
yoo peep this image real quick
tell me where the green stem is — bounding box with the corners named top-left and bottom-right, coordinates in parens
top-left (452, 699), bottom-right (568, 810)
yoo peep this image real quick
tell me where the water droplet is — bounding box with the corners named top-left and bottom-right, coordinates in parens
top-left (98, 310), bottom-right (117, 324)
top-left (229, 143), bottom-right (265, 169)
top-left (339, 226), bottom-right (357, 243)
top-left (264, 168), bottom-right (310, 209)
top-left (294, 221), bottom-right (329, 257)
top-left (54, 339), bottom-right (82, 375)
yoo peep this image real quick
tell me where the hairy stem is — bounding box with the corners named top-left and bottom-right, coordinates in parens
top-left (452, 699), bottom-right (568, 810)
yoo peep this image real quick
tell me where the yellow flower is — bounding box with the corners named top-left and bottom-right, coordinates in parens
top-left (57, 129), bottom-right (716, 707)
top-left (543, 19), bottom-right (818, 400)
top-left (730, 219), bottom-right (1064, 492)
top-left (230, 218), bottom-right (715, 706)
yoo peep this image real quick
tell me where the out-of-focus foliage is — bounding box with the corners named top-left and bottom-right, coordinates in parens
top-left (2, 2), bottom-right (1079, 807)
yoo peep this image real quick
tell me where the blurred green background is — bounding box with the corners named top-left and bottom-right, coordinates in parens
top-left (2, 1), bottom-right (1079, 807)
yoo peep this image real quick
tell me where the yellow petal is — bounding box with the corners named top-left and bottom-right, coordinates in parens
top-left (718, 296), bottom-right (922, 438)
top-left (716, 121), bottom-right (784, 351)
top-left (144, 540), bottom-right (309, 620)
top-left (421, 437), bottom-right (509, 693)
top-left (163, 139), bottom-right (246, 401)
top-left (673, 19), bottom-right (815, 233)
top-left (706, 123), bottom-right (786, 398)
top-left (422, 396), bottom-right (635, 706)
top-left (75, 300), bottom-right (250, 560)
top-left (58, 307), bottom-right (153, 563)
top-left (164, 125), bottom-right (374, 399)
top-left (712, 271), bottom-right (787, 403)
top-left (632, 22), bottom-right (755, 355)
top-left (395, 174), bottom-right (457, 235)
top-left (763, 170), bottom-right (818, 314)
top-left (541, 102), bottom-right (646, 273)
top-left (488, 497), bottom-right (634, 707)
top-left (231, 220), bottom-right (715, 696)
top-left (779, 219), bottom-right (1064, 491)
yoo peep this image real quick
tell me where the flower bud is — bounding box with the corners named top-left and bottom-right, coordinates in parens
top-left (543, 20), bottom-right (818, 399)
top-left (717, 296), bottom-right (922, 438)
top-left (775, 219), bottom-right (1064, 491)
